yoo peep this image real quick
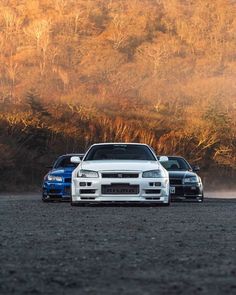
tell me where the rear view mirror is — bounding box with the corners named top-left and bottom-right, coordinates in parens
top-left (159, 156), bottom-right (169, 162)
top-left (70, 156), bottom-right (81, 164)
top-left (192, 165), bottom-right (200, 172)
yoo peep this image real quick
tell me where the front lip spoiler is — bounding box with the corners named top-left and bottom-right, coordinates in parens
top-left (171, 196), bottom-right (203, 202)
top-left (71, 201), bottom-right (169, 206)
top-left (42, 196), bottom-right (71, 202)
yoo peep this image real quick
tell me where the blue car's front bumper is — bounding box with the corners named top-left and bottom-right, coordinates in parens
top-left (42, 182), bottom-right (71, 201)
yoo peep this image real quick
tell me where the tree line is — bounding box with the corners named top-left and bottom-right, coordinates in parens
top-left (0, 0), bottom-right (235, 190)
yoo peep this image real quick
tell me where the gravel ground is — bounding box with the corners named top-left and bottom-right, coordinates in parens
top-left (0, 194), bottom-right (235, 295)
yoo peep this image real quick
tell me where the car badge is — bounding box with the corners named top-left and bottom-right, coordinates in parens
top-left (118, 173), bottom-right (123, 178)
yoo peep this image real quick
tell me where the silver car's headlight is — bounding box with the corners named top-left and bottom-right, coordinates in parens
top-left (47, 175), bottom-right (63, 182)
top-left (142, 170), bottom-right (165, 178)
top-left (78, 169), bottom-right (99, 178)
top-left (183, 176), bottom-right (198, 184)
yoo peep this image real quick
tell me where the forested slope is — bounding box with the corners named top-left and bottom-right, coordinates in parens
top-left (0, 0), bottom-right (235, 190)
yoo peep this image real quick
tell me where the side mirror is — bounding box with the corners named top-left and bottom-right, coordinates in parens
top-left (192, 165), bottom-right (200, 172)
top-left (70, 156), bottom-right (81, 164)
top-left (159, 156), bottom-right (169, 162)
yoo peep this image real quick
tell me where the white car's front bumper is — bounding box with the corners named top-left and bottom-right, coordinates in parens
top-left (71, 177), bottom-right (170, 204)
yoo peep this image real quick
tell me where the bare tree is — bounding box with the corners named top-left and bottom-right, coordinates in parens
top-left (107, 15), bottom-right (129, 49)
top-left (52, 66), bottom-right (69, 91)
top-left (1, 8), bottom-right (22, 33)
top-left (136, 42), bottom-right (169, 76)
top-left (24, 19), bottom-right (51, 75)
top-left (54, 0), bottom-right (67, 17)
top-left (24, 19), bottom-right (51, 51)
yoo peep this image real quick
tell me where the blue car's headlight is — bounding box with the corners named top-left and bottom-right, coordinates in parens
top-left (47, 175), bottom-right (63, 182)
top-left (142, 170), bottom-right (165, 178)
top-left (77, 169), bottom-right (99, 178)
top-left (183, 176), bottom-right (198, 184)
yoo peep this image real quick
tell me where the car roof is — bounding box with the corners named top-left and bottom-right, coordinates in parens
top-left (58, 153), bottom-right (84, 157)
top-left (90, 142), bottom-right (150, 147)
top-left (157, 155), bottom-right (186, 159)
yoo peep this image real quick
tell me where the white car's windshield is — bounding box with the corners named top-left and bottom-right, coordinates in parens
top-left (84, 144), bottom-right (156, 161)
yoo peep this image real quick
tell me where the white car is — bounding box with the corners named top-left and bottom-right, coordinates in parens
top-left (70, 143), bottom-right (170, 205)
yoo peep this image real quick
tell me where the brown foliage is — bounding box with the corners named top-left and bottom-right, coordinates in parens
top-left (0, 0), bottom-right (236, 189)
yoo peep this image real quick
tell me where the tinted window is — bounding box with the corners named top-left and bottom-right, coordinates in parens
top-left (54, 155), bottom-right (82, 168)
top-left (84, 144), bottom-right (156, 161)
top-left (160, 157), bottom-right (191, 171)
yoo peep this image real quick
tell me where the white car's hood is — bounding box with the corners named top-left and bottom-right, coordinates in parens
top-left (80, 160), bottom-right (161, 172)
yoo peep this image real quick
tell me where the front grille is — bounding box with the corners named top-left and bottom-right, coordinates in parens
top-left (170, 179), bottom-right (183, 185)
top-left (172, 186), bottom-right (184, 196)
top-left (102, 173), bottom-right (139, 178)
top-left (102, 184), bottom-right (139, 195)
top-left (64, 178), bottom-right (71, 183)
top-left (184, 186), bottom-right (200, 195)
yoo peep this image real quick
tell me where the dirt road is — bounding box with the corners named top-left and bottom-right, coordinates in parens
top-left (0, 194), bottom-right (235, 295)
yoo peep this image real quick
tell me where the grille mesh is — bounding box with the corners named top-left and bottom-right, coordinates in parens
top-left (102, 173), bottom-right (139, 178)
top-left (170, 179), bottom-right (182, 185)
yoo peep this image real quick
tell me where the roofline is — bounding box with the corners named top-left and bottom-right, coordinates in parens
top-left (157, 155), bottom-right (186, 159)
top-left (58, 153), bottom-right (84, 157)
top-left (90, 142), bottom-right (151, 146)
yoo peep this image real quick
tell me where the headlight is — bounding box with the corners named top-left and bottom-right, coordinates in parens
top-left (77, 169), bottom-right (99, 178)
top-left (183, 176), bottom-right (198, 184)
top-left (142, 170), bottom-right (165, 178)
top-left (47, 175), bottom-right (63, 182)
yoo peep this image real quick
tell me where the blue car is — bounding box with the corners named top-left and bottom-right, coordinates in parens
top-left (42, 153), bottom-right (84, 202)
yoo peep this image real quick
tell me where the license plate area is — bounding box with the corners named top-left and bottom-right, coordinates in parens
top-left (102, 184), bottom-right (139, 195)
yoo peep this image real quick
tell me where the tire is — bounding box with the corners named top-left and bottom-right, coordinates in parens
top-left (163, 195), bottom-right (171, 206)
top-left (42, 198), bottom-right (51, 202)
top-left (42, 194), bottom-right (47, 202)
top-left (71, 200), bottom-right (77, 206)
top-left (42, 194), bottom-right (51, 202)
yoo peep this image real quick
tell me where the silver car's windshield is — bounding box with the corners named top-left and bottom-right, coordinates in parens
top-left (84, 144), bottom-right (156, 161)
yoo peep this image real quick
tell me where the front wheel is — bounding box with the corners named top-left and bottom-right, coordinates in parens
top-left (42, 194), bottom-right (51, 202)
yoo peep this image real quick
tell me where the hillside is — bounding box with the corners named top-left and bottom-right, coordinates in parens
top-left (0, 0), bottom-right (235, 190)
